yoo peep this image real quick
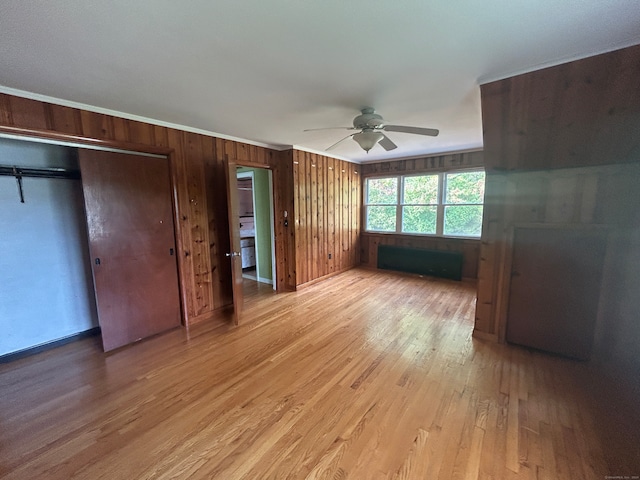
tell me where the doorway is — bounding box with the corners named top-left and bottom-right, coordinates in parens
top-left (236, 167), bottom-right (276, 289)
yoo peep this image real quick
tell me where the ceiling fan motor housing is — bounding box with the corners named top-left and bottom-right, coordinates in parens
top-left (353, 108), bottom-right (385, 129)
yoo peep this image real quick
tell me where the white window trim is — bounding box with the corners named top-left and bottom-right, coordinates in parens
top-left (364, 168), bottom-right (485, 239)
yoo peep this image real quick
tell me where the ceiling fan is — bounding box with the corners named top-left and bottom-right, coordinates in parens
top-left (304, 107), bottom-right (439, 153)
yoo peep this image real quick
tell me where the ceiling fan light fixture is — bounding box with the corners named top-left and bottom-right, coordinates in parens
top-left (353, 130), bottom-right (384, 152)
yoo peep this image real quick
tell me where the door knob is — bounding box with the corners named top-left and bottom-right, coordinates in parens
top-left (225, 252), bottom-right (240, 257)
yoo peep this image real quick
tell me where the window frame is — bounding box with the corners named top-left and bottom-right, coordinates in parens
top-left (363, 168), bottom-right (485, 239)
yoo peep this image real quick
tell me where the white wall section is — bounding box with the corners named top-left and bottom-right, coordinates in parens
top-left (0, 138), bottom-right (98, 356)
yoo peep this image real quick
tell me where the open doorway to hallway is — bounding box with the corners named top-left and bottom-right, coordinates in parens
top-left (236, 167), bottom-right (276, 289)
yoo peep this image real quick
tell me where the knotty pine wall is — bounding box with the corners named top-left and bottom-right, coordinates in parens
top-left (0, 93), bottom-right (295, 324)
top-left (360, 151), bottom-right (484, 279)
top-left (476, 44), bottom-right (640, 395)
top-left (290, 150), bottom-right (361, 287)
top-left (205, 141), bottom-right (297, 295)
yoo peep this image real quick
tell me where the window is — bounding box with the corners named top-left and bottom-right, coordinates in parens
top-left (364, 169), bottom-right (485, 237)
top-left (443, 171), bottom-right (485, 237)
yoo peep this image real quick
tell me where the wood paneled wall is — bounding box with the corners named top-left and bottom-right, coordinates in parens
top-left (0, 93), bottom-right (286, 324)
top-left (292, 150), bottom-right (361, 287)
top-left (476, 44), bottom-right (640, 395)
top-left (481, 44), bottom-right (640, 171)
top-left (273, 150), bottom-right (297, 291)
top-left (360, 151), bottom-right (484, 279)
top-left (475, 164), bottom-right (640, 334)
top-left (360, 150), bottom-right (484, 176)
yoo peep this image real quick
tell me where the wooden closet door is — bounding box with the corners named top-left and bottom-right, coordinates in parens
top-left (79, 149), bottom-right (181, 352)
top-left (506, 227), bottom-right (607, 360)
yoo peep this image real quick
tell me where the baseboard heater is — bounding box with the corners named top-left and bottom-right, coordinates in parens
top-left (377, 245), bottom-right (463, 281)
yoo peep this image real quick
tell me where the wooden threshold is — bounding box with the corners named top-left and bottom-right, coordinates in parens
top-left (0, 268), bottom-right (638, 479)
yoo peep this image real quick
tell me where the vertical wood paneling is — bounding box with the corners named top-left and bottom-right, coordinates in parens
top-left (360, 150), bottom-right (484, 279)
top-left (311, 154), bottom-right (320, 281)
top-left (341, 159), bottom-right (349, 271)
top-left (111, 117), bottom-right (130, 143)
top-left (480, 44), bottom-right (640, 171)
top-left (351, 166), bottom-right (360, 266)
top-left (270, 150), bottom-right (296, 291)
top-left (477, 44), bottom-right (640, 350)
top-left (327, 157), bottom-right (335, 273)
top-left (79, 111), bottom-right (115, 140)
top-left (360, 151), bottom-right (484, 176)
top-left (318, 156), bottom-right (326, 275)
top-left (291, 150), bottom-right (360, 287)
top-left (153, 125), bottom-right (170, 148)
top-left (126, 120), bottom-right (154, 145)
top-left (0, 94), bottom-right (13, 125)
top-left (0, 92), bottom-right (285, 325)
top-left (183, 133), bottom-right (212, 315)
top-left (475, 165), bottom-right (640, 339)
top-left (291, 154), bottom-right (300, 285)
top-left (48, 104), bottom-right (82, 135)
top-left (7, 96), bottom-right (49, 130)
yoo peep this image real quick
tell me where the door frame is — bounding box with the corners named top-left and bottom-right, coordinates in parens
top-left (0, 128), bottom-right (187, 326)
top-left (231, 159), bottom-right (282, 292)
top-left (236, 168), bottom-right (277, 288)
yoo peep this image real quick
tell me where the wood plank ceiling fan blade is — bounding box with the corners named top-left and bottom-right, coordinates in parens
top-left (384, 125), bottom-right (439, 136)
top-left (379, 134), bottom-right (398, 151)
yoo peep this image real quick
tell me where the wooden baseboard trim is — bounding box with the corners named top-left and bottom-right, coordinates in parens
top-left (0, 327), bottom-right (101, 364)
top-left (295, 266), bottom-right (356, 290)
top-left (359, 264), bottom-right (478, 283)
top-left (472, 329), bottom-right (499, 343)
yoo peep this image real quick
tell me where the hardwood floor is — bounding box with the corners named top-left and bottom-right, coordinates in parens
top-left (1, 268), bottom-right (638, 479)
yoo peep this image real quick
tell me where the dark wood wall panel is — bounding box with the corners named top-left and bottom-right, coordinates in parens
top-left (0, 92), bottom-right (285, 325)
top-left (292, 150), bottom-right (360, 286)
top-left (360, 150), bottom-right (483, 279)
top-left (477, 44), bottom-right (640, 397)
top-left (276, 150), bottom-right (297, 290)
top-left (481, 44), bottom-right (640, 171)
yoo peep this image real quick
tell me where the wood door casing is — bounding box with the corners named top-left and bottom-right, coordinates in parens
top-left (79, 149), bottom-right (181, 351)
top-left (506, 227), bottom-right (608, 360)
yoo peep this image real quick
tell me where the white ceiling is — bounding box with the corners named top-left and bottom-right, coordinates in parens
top-left (1, 1), bottom-right (639, 163)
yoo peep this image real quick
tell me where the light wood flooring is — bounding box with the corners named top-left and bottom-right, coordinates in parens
top-left (1, 268), bottom-right (638, 479)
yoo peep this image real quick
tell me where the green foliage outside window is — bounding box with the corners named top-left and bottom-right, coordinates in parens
top-left (366, 205), bottom-right (396, 232)
top-left (443, 171), bottom-right (485, 237)
top-left (366, 177), bottom-right (397, 204)
top-left (403, 175), bottom-right (438, 204)
top-left (443, 205), bottom-right (483, 236)
top-left (402, 206), bottom-right (437, 234)
top-left (445, 171), bottom-right (485, 204)
top-left (365, 170), bottom-right (485, 237)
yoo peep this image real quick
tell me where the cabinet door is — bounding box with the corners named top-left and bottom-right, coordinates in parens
top-left (506, 227), bottom-right (607, 360)
top-left (79, 149), bottom-right (181, 351)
